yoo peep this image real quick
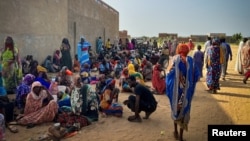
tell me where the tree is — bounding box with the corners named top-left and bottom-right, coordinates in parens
top-left (232, 33), bottom-right (242, 44)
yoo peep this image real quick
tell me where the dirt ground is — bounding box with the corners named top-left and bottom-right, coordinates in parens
top-left (5, 44), bottom-right (250, 141)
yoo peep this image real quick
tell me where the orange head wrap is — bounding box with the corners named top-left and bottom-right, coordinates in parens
top-left (176, 43), bottom-right (189, 56)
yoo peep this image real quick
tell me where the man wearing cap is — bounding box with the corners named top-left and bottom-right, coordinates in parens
top-left (123, 75), bottom-right (157, 122)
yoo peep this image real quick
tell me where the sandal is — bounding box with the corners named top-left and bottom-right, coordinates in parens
top-left (7, 125), bottom-right (18, 133)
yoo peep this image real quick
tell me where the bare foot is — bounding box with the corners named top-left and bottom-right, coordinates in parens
top-left (143, 112), bottom-right (152, 119)
top-left (101, 112), bottom-right (107, 118)
top-left (173, 131), bottom-right (179, 140)
top-left (128, 115), bottom-right (142, 123)
top-left (123, 100), bottom-right (129, 105)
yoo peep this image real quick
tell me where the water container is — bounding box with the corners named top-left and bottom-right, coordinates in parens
top-left (0, 114), bottom-right (5, 141)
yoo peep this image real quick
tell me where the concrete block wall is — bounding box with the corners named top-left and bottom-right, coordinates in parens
top-left (0, 0), bottom-right (68, 63)
top-left (68, 0), bottom-right (119, 56)
top-left (0, 0), bottom-right (119, 64)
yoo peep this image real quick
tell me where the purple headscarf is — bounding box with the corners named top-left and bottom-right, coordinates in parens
top-left (23, 74), bottom-right (35, 85)
top-left (16, 74), bottom-right (35, 109)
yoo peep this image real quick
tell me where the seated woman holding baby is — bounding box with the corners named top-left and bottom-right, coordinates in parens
top-left (14, 81), bottom-right (58, 126)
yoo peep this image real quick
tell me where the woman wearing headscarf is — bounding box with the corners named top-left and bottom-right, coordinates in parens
top-left (43, 55), bottom-right (55, 73)
top-left (52, 50), bottom-right (61, 72)
top-left (29, 60), bottom-right (39, 77)
top-left (99, 78), bottom-right (123, 117)
top-left (235, 38), bottom-right (248, 74)
top-left (241, 40), bottom-right (250, 84)
top-left (142, 60), bottom-right (153, 81)
top-left (0, 62), bottom-right (6, 95)
top-left (127, 60), bottom-right (145, 85)
top-left (166, 43), bottom-right (200, 141)
top-left (35, 65), bottom-right (51, 89)
top-left (16, 74), bottom-right (35, 110)
top-left (152, 63), bottom-right (166, 95)
top-left (119, 67), bottom-right (132, 92)
top-left (70, 76), bottom-right (99, 121)
top-left (204, 38), bottom-right (224, 94)
top-left (16, 81), bottom-right (58, 126)
top-left (1, 36), bottom-right (22, 93)
top-left (80, 63), bottom-right (91, 84)
top-left (60, 38), bottom-right (72, 71)
top-left (55, 66), bottom-right (74, 97)
top-left (73, 54), bottom-right (80, 73)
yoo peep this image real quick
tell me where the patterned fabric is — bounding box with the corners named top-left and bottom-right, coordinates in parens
top-left (71, 84), bottom-right (99, 121)
top-left (166, 55), bottom-right (199, 131)
top-left (18, 81), bottom-right (58, 125)
top-left (16, 74), bottom-right (35, 109)
top-left (0, 64), bottom-right (6, 96)
top-left (99, 79), bottom-right (122, 117)
top-left (71, 87), bottom-right (82, 115)
top-left (56, 112), bottom-right (91, 128)
top-left (1, 37), bottom-right (22, 92)
top-left (242, 41), bottom-right (250, 70)
top-left (119, 68), bottom-right (130, 89)
top-left (205, 46), bottom-right (222, 90)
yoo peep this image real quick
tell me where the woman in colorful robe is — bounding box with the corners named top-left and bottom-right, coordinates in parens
top-left (127, 61), bottom-right (145, 85)
top-left (152, 64), bottom-right (166, 95)
top-left (142, 60), bottom-right (153, 81)
top-left (204, 38), bottom-right (224, 94)
top-left (119, 68), bottom-right (132, 92)
top-left (166, 43), bottom-right (199, 141)
top-left (99, 79), bottom-right (123, 117)
top-left (52, 50), bottom-right (61, 72)
top-left (16, 81), bottom-right (58, 125)
top-left (71, 76), bottom-right (99, 122)
top-left (1, 36), bottom-right (22, 93)
top-left (235, 38), bottom-right (248, 74)
top-left (35, 65), bottom-right (51, 89)
top-left (16, 74), bottom-right (35, 110)
top-left (241, 40), bottom-right (250, 84)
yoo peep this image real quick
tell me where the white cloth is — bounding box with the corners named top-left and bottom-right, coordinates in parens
top-left (235, 41), bottom-right (244, 73)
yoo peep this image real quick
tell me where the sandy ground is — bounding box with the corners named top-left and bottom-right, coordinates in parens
top-left (5, 45), bottom-right (250, 141)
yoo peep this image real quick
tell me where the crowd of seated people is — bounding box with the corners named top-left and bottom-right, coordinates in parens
top-left (0, 36), bottom-right (172, 140)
